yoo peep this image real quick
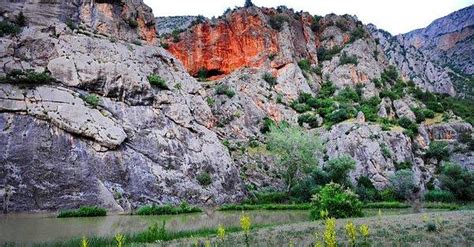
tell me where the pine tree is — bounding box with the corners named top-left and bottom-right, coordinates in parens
top-left (244, 0), bottom-right (254, 8)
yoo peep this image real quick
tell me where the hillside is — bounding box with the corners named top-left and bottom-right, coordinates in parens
top-left (0, 1), bottom-right (472, 213)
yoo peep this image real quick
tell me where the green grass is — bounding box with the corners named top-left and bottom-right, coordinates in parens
top-left (168, 211), bottom-right (474, 246)
top-left (363, 202), bottom-right (410, 209)
top-left (57, 206), bottom-right (106, 218)
top-left (218, 203), bottom-right (311, 211)
top-left (38, 221), bottom-right (276, 247)
top-left (136, 203), bottom-right (202, 216)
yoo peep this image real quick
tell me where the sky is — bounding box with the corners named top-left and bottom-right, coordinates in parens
top-left (144, 0), bottom-right (473, 34)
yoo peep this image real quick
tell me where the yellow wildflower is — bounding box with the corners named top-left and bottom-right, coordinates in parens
top-left (323, 218), bottom-right (337, 247)
top-left (240, 215), bottom-right (251, 233)
top-left (345, 221), bottom-right (357, 246)
top-left (115, 233), bottom-right (125, 247)
top-left (217, 224), bottom-right (226, 241)
top-left (359, 224), bottom-right (369, 238)
top-left (81, 236), bottom-right (88, 247)
top-left (422, 214), bottom-right (429, 223)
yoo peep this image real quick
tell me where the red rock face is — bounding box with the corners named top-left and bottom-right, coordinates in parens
top-left (167, 10), bottom-right (279, 77)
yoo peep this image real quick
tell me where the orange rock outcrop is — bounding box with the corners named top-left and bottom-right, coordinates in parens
top-left (167, 10), bottom-right (279, 76)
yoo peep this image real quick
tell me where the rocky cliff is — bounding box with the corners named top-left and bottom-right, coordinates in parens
top-left (1, 0), bottom-right (157, 43)
top-left (369, 5), bottom-right (473, 99)
top-left (0, 2), bottom-right (472, 212)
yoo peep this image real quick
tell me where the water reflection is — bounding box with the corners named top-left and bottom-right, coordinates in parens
top-left (0, 210), bottom-right (309, 244)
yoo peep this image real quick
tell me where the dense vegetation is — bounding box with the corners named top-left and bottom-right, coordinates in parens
top-left (57, 206), bottom-right (106, 218)
top-left (0, 69), bottom-right (55, 84)
top-left (136, 203), bottom-right (202, 216)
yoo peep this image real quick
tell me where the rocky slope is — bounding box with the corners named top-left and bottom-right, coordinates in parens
top-left (369, 5), bottom-right (473, 99)
top-left (0, 0), bottom-right (244, 212)
top-left (0, 2), bottom-right (472, 212)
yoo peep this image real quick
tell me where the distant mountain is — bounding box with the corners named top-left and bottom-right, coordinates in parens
top-left (156, 16), bottom-right (200, 35)
top-left (370, 5), bottom-right (473, 99)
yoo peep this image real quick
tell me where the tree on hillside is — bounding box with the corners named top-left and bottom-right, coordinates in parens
top-left (244, 0), bottom-right (254, 8)
top-left (267, 125), bottom-right (323, 192)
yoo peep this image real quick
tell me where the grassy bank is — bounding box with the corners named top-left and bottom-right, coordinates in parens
top-left (217, 202), bottom-right (460, 211)
top-left (57, 206), bottom-right (106, 218)
top-left (218, 203), bottom-right (311, 211)
top-left (168, 211), bottom-right (474, 246)
top-left (135, 203), bottom-right (201, 215)
top-left (37, 222), bottom-right (275, 247)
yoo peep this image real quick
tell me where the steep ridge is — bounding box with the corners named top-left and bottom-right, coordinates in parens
top-left (369, 5), bottom-right (473, 99)
top-left (0, 2), bottom-right (472, 213)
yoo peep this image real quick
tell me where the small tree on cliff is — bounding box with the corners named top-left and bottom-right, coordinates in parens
top-left (244, 0), bottom-right (254, 8)
top-left (267, 124), bottom-right (323, 192)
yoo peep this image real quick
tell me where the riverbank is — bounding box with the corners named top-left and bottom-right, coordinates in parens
top-left (166, 210), bottom-right (474, 246)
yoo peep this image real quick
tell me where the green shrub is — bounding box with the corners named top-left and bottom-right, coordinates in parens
top-left (136, 203), bottom-right (201, 215)
top-left (83, 94), bottom-right (101, 108)
top-left (336, 87), bottom-right (360, 102)
top-left (65, 18), bottom-right (77, 30)
top-left (298, 59), bottom-right (312, 72)
top-left (148, 74), bottom-right (169, 90)
top-left (339, 52), bottom-right (358, 66)
top-left (161, 42), bottom-right (170, 49)
top-left (246, 191), bottom-right (289, 204)
top-left (380, 188), bottom-right (397, 201)
top-left (380, 65), bottom-right (399, 83)
top-left (398, 117), bottom-right (418, 137)
top-left (357, 96), bottom-right (381, 122)
top-left (58, 206), bottom-right (106, 218)
top-left (324, 156), bottom-right (356, 187)
top-left (317, 46), bottom-right (342, 61)
top-left (171, 29), bottom-right (182, 43)
top-left (14, 12), bottom-right (27, 27)
top-left (426, 222), bottom-right (437, 232)
top-left (394, 161), bottom-right (412, 170)
top-left (215, 85), bottom-right (235, 98)
top-left (350, 26), bottom-right (365, 42)
top-left (0, 20), bottom-right (20, 37)
top-left (318, 81), bottom-right (336, 98)
top-left (381, 144), bottom-right (392, 158)
top-left (310, 183), bottom-right (363, 220)
top-left (290, 102), bottom-right (311, 113)
top-left (298, 113), bottom-right (320, 128)
top-left (389, 169), bottom-right (415, 200)
top-left (0, 69), bottom-right (54, 84)
top-left (439, 162), bottom-right (474, 201)
top-left (356, 176), bottom-right (381, 202)
top-left (262, 73), bottom-right (277, 86)
top-left (290, 177), bottom-right (320, 202)
top-left (311, 15), bottom-right (322, 32)
top-left (260, 117), bottom-right (275, 134)
top-left (424, 190), bottom-right (455, 203)
top-left (327, 105), bottom-right (356, 124)
top-left (425, 141), bottom-right (449, 162)
top-left (269, 15), bottom-right (289, 31)
top-left (127, 18), bottom-right (139, 28)
top-left (423, 109), bottom-right (435, 118)
top-left (412, 108), bottom-right (436, 123)
top-left (197, 172), bottom-right (212, 186)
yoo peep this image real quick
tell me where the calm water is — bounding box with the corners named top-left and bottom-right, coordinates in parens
top-left (0, 210), bottom-right (309, 245)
